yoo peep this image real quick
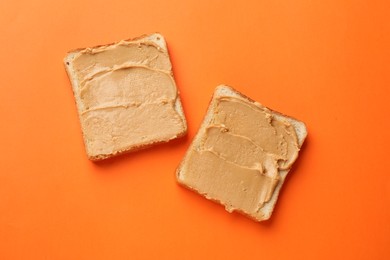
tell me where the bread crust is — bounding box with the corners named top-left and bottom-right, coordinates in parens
top-left (64, 33), bottom-right (164, 55)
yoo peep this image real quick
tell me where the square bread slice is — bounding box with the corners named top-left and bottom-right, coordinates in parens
top-left (64, 33), bottom-right (187, 160)
top-left (176, 85), bottom-right (307, 222)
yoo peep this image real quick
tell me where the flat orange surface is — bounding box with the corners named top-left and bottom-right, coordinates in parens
top-left (1, 0), bottom-right (389, 259)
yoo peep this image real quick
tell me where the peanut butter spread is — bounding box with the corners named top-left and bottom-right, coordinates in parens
top-left (181, 96), bottom-right (299, 215)
top-left (70, 39), bottom-right (186, 157)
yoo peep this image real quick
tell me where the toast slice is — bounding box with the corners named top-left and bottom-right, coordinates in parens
top-left (64, 33), bottom-right (187, 160)
top-left (176, 85), bottom-right (307, 222)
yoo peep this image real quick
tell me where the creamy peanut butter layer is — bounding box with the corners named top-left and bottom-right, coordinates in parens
top-left (178, 92), bottom-right (300, 218)
top-left (65, 35), bottom-right (187, 159)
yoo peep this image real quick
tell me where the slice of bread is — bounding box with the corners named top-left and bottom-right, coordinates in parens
top-left (64, 33), bottom-right (187, 160)
top-left (176, 85), bottom-right (307, 222)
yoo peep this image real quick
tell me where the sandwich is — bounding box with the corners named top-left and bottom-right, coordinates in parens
top-left (176, 85), bottom-right (307, 221)
top-left (64, 33), bottom-right (187, 160)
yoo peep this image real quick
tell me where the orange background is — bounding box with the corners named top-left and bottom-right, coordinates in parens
top-left (1, 0), bottom-right (389, 259)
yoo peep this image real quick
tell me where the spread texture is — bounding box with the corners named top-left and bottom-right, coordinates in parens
top-left (67, 36), bottom-right (186, 159)
top-left (180, 95), bottom-right (300, 216)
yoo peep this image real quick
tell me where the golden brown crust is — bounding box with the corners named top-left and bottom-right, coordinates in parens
top-left (65, 33), bottom-right (161, 55)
